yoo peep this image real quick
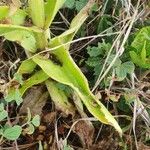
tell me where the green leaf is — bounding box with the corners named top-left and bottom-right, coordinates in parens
top-left (130, 51), bottom-right (150, 68)
top-left (4, 30), bottom-right (37, 53)
top-left (17, 59), bottom-right (37, 74)
top-left (31, 115), bottom-right (40, 127)
top-left (3, 125), bottom-right (22, 140)
top-left (28, 0), bottom-right (45, 28)
top-left (33, 44), bottom-right (122, 135)
top-left (14, 73), bottom-right (23, 85)
top-left (87, 46), bottom-right (102, 57)
top-left (116, 65), bottom-right (127, 80)
top-left (0, 6), bottom-right (9, 20)
top-left (9, 9), bottom-right (27, 25)
top-left (33, 1), bottom-right (122, 135)
top-left (140, 41), bottom-right (147, 63)
top-left (56, 0), bottom-right (95, 50)
top-left (0, 24), bottom-right (42, 35)
top-left (5, 89), bottom-right (23, 106)
top-left (46, 80), bottom-right (75, 116)
top-left (0, 104), bottom-right (8, 121)
top-left (64, 0), bottom-right (75, 9)
top-left (44, 0), bottom-right (66, 29)
top-left (130, 28), bottom-right (150, 69)
top-left (115, 61), bottom-right (135, 80)
top-left (122, 61), bottom-right (135, 74)
top-left (97, 15), bottom-right (112, 34)
top-left (75, 0), bottom-right (88, 12)
top-left (107, 54), bottom-right (122, 67)
top-left (86, 57), bottom-right (100, 67)
top-left (130, 51), bottom-right (141, 66)
top-left (131, 26), bottom-right (150, 56)
top-left (19, 70), bottom-right (49, 96)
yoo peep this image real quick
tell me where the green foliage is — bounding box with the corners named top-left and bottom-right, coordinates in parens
top-left (28, 0), bottom-right (45, 28)
top-left (65, 0), bottom-right (98, 12)
top-left (19, 70), bottom-right (49, 96)
top-left (1, 125), bottom-right (22, 140)
top-left (86, 41), bottom-right (112, 80)
top-left (44, 0), bottom-right (66, 29)
top-left (0, 103), bottom-right (8, 121)
top-left (0, 6), bottom-right (9, 20)
top-left (31, 115), bottom-right (41, 127)
top-left (64, 0), bottom-right (88, 11)
top-left (5, 89), bottom-right (23, 106)
top-left (64, 0), bottom-right (75, 9)
top-left (0, 0), bottom-right (122, 141)
top-left (46, 80), bottom-right (75, 116)
top-left (10, 9), bottom-right (27, 25)
top-left (24, 108), bottom-right (41, 135)
top-left (130, 26), bottom-right (150, 68)
top-left (4, 30), bottom-right (37, 53)
top-left (13, 73), bottom-right (23, 85)
top-left (86, 42), bottom-right (135, 83)
top-left (97, 15), bottom-right (113, 34)
top-left (115, 61), bottom-right (135, 80)
top-left (75, 0), bottom-right (88, 12)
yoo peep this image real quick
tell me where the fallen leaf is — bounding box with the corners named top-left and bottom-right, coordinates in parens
top-left (19, 86), bottom-right (49, 116)
top-left (73, 120), bottom-right (94, 148)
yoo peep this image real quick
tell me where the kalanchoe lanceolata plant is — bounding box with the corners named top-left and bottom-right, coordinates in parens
top-left (0, 0), bottom-right (122, 135)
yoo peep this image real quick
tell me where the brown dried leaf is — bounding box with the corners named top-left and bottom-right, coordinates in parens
top-left (73, 120), bottom-right (94, 148)
top-left (19, 86), bottom-right (49, 116)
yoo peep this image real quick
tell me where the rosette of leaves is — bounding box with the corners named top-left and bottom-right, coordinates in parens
top-left (0, 0), bottom-right (122, 135)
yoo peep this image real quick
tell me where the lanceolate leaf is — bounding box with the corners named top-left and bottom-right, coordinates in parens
top-left (0, 24), bottom-right (43, 52)
top-left (19, 70), bottom-right (49, 96)
top-left (17, 59), bottom-right (37, 74)
top-left (4, 30), bottom-right (37, 52)
top-left (44, 0), bottom-right (66, 29)
top-left (33, 40), bottom-right (122, 135)
top-left (0, 24), bottom-right (42, 35)
top-left (46, 79), bottom-right (75, 116)
top-left (56, 0), bottom-right (94, 50)
top-left (28, 0), bottom-right (45, 28)
top-left (32, 0), bottom-right (121, 134)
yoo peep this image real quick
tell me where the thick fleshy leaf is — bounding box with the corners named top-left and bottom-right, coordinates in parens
top-left (46, 80), bottom-right (75, 116)
top-left (44, 0), bottom-right (66, 29)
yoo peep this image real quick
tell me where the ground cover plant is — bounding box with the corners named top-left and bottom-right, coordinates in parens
top-left (0, 0), bottom-right (150, 149)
